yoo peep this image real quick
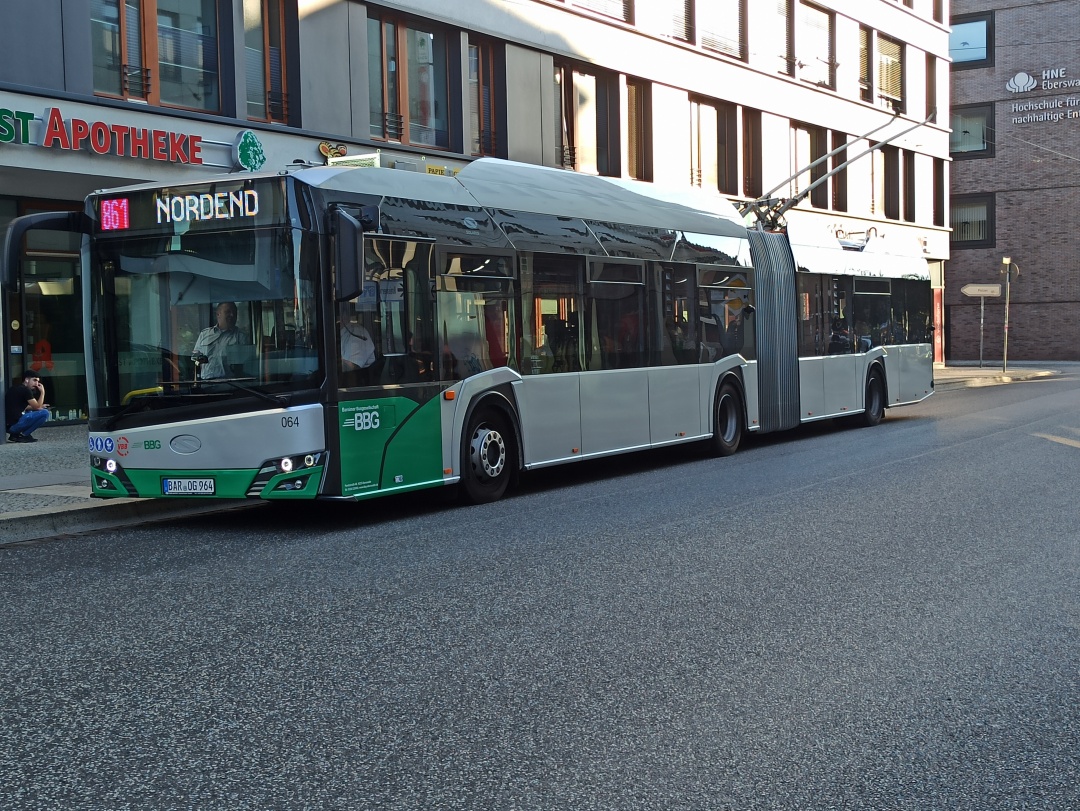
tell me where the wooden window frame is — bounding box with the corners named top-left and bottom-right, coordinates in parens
top-left (368, 11), bottom-right (453, 150)
top-left (468, 38), bottom-right (499, 157)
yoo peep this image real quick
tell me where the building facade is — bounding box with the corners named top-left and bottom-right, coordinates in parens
top-left (1, 0), bottom-right (950, 422)
top-left (948, 0), bottom-right (1078, 361)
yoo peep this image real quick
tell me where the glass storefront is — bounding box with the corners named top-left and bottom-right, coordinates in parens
top-left (2, 197), bottom-right (87, 424)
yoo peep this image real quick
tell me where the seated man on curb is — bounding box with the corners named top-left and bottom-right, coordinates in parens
top-left (5, 371), bottom-right (49, 443)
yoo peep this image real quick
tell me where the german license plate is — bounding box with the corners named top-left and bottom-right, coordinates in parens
top-left (162, 477), bottom-right (215, 495)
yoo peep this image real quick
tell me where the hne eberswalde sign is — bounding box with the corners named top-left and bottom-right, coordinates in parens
top-left (1007, 68), bottom-right (1080, 124)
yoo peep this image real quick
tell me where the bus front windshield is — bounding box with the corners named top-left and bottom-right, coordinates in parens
top-left (88, 226), bottom-right (322, 425)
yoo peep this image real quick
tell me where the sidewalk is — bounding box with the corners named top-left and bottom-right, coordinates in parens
top-left (0, 424), bottom-right (257, 546)
top-left (0, 363), bottom-right (1065, 545)
top-left (931, 361), bottom-right (1060, 391)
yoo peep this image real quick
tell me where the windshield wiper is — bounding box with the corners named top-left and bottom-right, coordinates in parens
top-left (203, 378), bottom-right (289, 407)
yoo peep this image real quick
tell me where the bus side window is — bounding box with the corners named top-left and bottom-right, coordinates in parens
top-left (524, 255), bottom-right (584, 375)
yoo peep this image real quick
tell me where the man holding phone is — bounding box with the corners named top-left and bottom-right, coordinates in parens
top-left (5, 371), bottom-right (49, 443)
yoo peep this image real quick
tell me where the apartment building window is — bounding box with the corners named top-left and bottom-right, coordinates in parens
top-left (626, 79), bottom-right (652, 181)
top-left (950, 12), bottom-right (993, 68)
top-left (933, 0), bottom-right (944, 24)
top-left (932, 158), bottom-right (945, 227)
top-left (859, 26), bottom-right (872, 102)
top-left (902, 149), bottom-right (915, 222)
top-left (157, 0), bottom-right (220, 110)
top-left (791, 122), bottom-right (828, 209)
top-left (717, 103), bottom-right (738, 194)
top-left (795, 2), bottom-right (835, 89)
top-left (951, 104), bottom-right (994, 158)
top-left (244, 0), bottom-right (287, 122)
top-left (951, 194), bottom-right (994, 247)
top-left (860, 30), bottom-right (904, 112)
top-left (91, 0), bottom-right (220, 111)
top-left (877, 36), bottom-right (904, 113)
top-left (691, 99), bottom-right (718, 189)
top-left (776, 0), bottom-right (794, 77)
top-left (469, 39), bottom-right (499, 156)
top-left (925, 53), bottom-right (937, 122)
top-left (555, 62), bottom-right (617, 175)
top-left (637, 0), bottom-right (692, 43)
top-left (743, 108), bottom-right (763, 198)
top-left (881, 146), bottom-right (901, 220)
top-left (368, 13), bottom-right (450, 148)
top-left (570, 0), bottom-right (633, 24)
top-left (699, 0), bottom-right (746, 60)
top-left (830, 130), bottom-right (848, 212)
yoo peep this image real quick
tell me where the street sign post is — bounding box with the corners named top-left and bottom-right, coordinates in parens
top-left (961, 284), bottom-right (1002, 368)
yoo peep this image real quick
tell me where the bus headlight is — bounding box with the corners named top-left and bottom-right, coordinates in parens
top-left (106, 459), bottom-right (118, 473)
top-left (280, 457), bottom-right (294, 473)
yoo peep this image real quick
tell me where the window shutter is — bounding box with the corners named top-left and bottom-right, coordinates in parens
top-left (878, 37), bottom-right (903, 102)
top-left (124, 0), bottom-right (146, 96)
top-left (700, 0), bottom-right (744, 59)
top-left (574, 0), bottom-right (632, 23)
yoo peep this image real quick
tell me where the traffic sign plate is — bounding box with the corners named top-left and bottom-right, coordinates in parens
top-left (961, 283), bottom-right (1002, 297)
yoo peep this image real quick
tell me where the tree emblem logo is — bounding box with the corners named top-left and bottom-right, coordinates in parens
top-left (233, 130), bottom-right (267, 171)
top-left (1006, 72), bottom-right (1038, 92)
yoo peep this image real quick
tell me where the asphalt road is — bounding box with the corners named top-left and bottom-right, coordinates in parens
top-left (3, 372), bottom-right (1079, 810)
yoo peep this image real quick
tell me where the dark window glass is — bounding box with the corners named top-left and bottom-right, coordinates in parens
top-left (368, 13), bottom-right (451, 149)
top-left (950, 104), bottom-right (994, 158)
top-left (950, 13), bottom-right (994, 68)
top-left (521, 254), bottom-right (584, 375)
top-left (950, 194), bottom-right (995, 248)
top-left (655, 263), bottom-right (699, 366)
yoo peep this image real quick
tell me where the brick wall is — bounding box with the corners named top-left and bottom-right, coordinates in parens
top-left (948, 0), bottom-right (1080, 360)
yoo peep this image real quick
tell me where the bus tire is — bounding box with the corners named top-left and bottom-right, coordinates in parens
top-left (861, 369), bottom-right (885, 427)
top-left (462, 408), bottom-right (515, 504)
top-left (710, 380), bottom-right (745, 457)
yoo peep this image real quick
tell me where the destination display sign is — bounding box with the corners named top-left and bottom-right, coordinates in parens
top-left (91, 178), bottom-right (288, 236)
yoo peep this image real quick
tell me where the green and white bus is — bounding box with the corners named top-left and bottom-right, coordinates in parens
top-left (2, 158), bottom-right (932, 503)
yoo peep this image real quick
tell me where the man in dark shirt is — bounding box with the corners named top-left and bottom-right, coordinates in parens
top-left (5, 371), bottom-right (49, 443)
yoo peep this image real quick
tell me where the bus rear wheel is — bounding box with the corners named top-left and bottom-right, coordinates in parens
top-left (710, 381), bottom-right (744, 457)
top-left (462, 408), bottom-right (515, 504)
top-left (860, 369), bottom-right (885, 427)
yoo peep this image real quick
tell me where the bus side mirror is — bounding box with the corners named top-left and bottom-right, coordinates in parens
top-left (1, 211), bottom-right (87, 290)
top-left (333, 208), bottom-right (363, 302)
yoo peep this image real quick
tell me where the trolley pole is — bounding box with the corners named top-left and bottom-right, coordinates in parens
top-left (1001, 257), bottom-right (1018, 375)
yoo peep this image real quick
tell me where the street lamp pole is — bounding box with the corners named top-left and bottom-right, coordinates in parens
top-left (1001, 256), bottom-right (1018, 375)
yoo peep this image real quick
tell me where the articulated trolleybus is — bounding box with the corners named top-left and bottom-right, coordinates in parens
top-left (5, 159), bottom-right (932, 504)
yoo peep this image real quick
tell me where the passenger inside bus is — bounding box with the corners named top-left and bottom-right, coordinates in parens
top-left (339, 304), bottom-right (378, 385)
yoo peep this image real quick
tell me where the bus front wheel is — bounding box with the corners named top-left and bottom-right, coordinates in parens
top-left (462, 408), bottom-right (516, 504)
top-left (710, 381), bottom-right (745, 457)
top-left (860, 370), bottom-right (885, 427)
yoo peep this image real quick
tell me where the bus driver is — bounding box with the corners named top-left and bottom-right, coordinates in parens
top-left (191, 301), bottom-right (249, 379)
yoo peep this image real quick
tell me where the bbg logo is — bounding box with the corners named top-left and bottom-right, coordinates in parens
top-left (353, 409), bottom-right (381, 431)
